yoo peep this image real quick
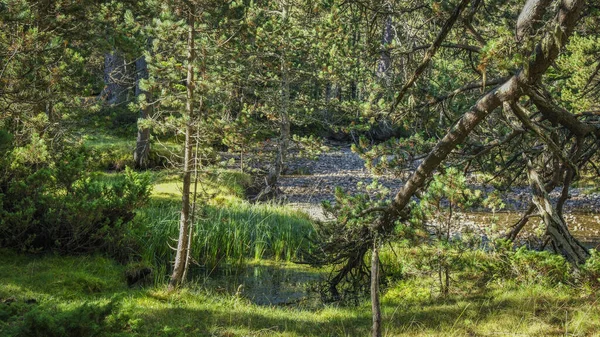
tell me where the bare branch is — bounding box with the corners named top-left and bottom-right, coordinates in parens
top-left (508, 102), bottom-right (578, 175)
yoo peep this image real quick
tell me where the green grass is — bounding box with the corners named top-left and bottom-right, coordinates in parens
top-left (79, 132), bottom-right (180, 170)
top-left (128, 168), bottom-right (315, 279)
top-left (2, 249), bottom-right (600, 336)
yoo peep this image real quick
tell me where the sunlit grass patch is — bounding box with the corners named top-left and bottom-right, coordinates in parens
top-left (2, 249), bottom-right (600, 336)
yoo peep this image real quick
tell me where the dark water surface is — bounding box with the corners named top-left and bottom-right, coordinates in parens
top-left (192, 264), bottom-right (322, 306)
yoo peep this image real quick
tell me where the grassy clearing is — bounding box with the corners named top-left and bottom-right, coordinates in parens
top-left (2, 249), bottom-right (600, 336)
top-left (5, 140), bottom-right (599, 336)
top-left (79, 132), bottom-right (180, 170)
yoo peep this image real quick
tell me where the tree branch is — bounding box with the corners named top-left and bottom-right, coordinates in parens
top-left (390, 0), bottom-right (472, 113)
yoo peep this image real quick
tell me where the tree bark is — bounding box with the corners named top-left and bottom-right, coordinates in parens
top-left (525, 158), bottom-right (589, 264)
top-left (379, 0), bottom-right (585, 235)
top-left (377, 15), bottom-right (394, 85)
top-left (169, 7), bottom-right (195, 291)
top-left (516, 0), bottom-right (553, 42)
top-left (102, 51), bottom-right (130, 105)
top-left (371, 239), bottom-right (382, 337)
top-left (134, 53), bottom-right (151, 169)
top-left (261, 2), bottom-right (290, 200)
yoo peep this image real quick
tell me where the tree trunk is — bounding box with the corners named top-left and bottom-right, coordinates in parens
top-left (261, 3), bottom-right (290, 200)
top-left (371, 239), bottom-right (382, 337)
top-left (370, 15), bottom-right (400, 141)
top-left (134, 53), bottom-right (151, 169)
top-left (102, 51), bottom-right (129, 105)
top-left (169, 7), bottom-right (195, 291)
top-left (377, 15), bottom-right (394, 85)
top-left (525, 158), bottom-right (589, 264)
top-left (380, 0), bottom-right (585, 233)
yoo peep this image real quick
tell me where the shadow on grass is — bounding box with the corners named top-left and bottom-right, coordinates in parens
top-left (2, 249), bottom-right (598, 337)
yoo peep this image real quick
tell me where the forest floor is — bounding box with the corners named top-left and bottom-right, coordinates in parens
top-left (2, 247), bottom-right (600, 337)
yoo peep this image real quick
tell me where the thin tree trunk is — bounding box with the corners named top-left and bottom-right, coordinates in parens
top-left (262, 3), bottom-right (290, 200)
top-left (134, 52), bottom-right (151, 169)
top-left (377, 15), bottom-right (393, 85)
top-left (169, 7), bottom-right (195, 291)
top-left (371, 239), bottom-right (382, 337)
top-left (182, 125), bottom-right (202, 283)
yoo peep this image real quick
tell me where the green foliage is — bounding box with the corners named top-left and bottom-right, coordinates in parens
top-left (4, 301), bottom-right (129, 337)
top-left (354, 134), bottom-right (435, 175)
top-left (555, 34), bottom-right (600, 113)
top-left (581, 249), bottom-right (600, 286)
top-left (506, 247), bottom-right (571, 285)
top-left (130, 169), bottom-right (314, 277)
top-left (413, 167), bottom-right (482, 225)
top-left (323, 180), bottom-right (394, 232)
top-left (136, 199), bottom-right (315, 275)
top-left (3, 247), bottom-right (600, 337)
top-left (0, 140), bottom-right (151, 258)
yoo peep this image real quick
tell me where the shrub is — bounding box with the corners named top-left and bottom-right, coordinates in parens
top-left (4, 301), bottom-right (130, 337)
top-left (0, 137), bottom-right (151, 258)
top-left (581, 249), bottom-right (600, 286)
top-left (508, 247), bottom-right (571, 284)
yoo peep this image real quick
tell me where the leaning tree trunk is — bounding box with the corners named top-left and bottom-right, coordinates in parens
top-left (169, 7), bottom-right (195, 291)
top-left (134, 52), bottom-right (151, 169)
top-left (380, 0), bottom-right (585, 233)
top-left (525, 158), bottom-right (589, 264)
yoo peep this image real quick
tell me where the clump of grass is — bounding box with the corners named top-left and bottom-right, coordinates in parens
top-left (133, 168), bottom-right (316, 274)
top-left (136, 200), bottom-right (315, 273)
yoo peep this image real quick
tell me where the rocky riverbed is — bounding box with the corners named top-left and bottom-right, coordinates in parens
top-left (222, 142), bottom-right (600, 246)
top-left (276, 143), bottom-right (600, 221)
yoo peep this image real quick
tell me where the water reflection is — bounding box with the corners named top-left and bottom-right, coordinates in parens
top-left (188, 212), bottom-right (599, 306)
top-left (191, 264), bottom-right (322, 306)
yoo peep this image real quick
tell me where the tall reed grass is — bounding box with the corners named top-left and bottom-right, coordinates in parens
top-left (136, 200), bottom-right (315, 276)
top-left (133, 169), bottom-right (315, 279)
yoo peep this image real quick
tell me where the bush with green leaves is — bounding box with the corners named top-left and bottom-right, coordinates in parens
top-left (580, 249), bottom-right (600, 286)
top-left (2, 300), bottom-right (131, 337)
top-left (0, 133), bottom-right (151, 258)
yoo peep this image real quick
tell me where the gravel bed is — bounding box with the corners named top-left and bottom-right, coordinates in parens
top-left (275, 144), bottom-right (600, 222)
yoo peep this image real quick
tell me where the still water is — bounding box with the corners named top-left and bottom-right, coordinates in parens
top-left (192, 263), bottom-right (322, 306)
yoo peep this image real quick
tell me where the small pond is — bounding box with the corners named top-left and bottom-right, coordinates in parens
top-left (188, 212), bottom-right (599, 306)
top-left (191, 263), bottom-right (323, 306)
